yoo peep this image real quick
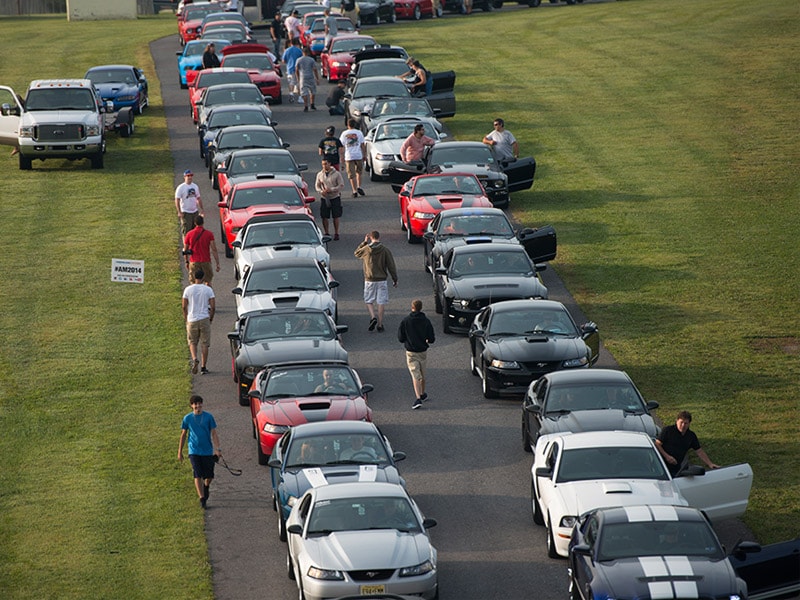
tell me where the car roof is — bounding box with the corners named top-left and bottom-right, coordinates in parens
top-left (310, 481), bottom-right (406, 501)
top-left (434, 141), bottom-right (490, 150)
top-left (249, 256), bottom-right (319, 271)
top-left (204, 82), bottom-right (261, 91)
top-left (230, 147), bottom-right (291, 157)
top-left (438, 207), bottom-right (508, 218)
top-left (354, 75), bottom-right (409, 85)
top-left (243, 213), bottom-right (315, 227)
top-left (592, 505), bottom-right (707, 526)
top-left (232, 179), bottom-right (299, 190)
top-left (85, 64), bottom-right (137, 72)
top-left (210, 106), bottom-right (270, 116)
top-left (544, 369), bottom-right (633, 386)
top-left (450, 243), bottom-right (529, 256)
top-left (487, 299), bottom-right (566, 313)
top-left (554, 430), bottom-right (654, 450)
top-left (290, 420), bottom-right (380, 439)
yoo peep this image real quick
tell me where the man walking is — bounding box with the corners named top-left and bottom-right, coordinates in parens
top-left (178, 395), bottom-right (221, 509)
top-left (182, 268), bottom-right (215, 375)
top-left (340, 119), bottom-right (366, 197)
top-left (183, 215), bottom-right (220, 284)
top-left (281, 37), bottom-right (303, 103)
top-left (295, 46), bottom-right (320, 112)
top-left (175, 169), bottom-right (204, 237)
top-left (354, 231), bottom-right (397, 332)
top-left (318, 125), bottom-right (344, 170)
top-left (315, 158), bottom-right (345, 240)
top-left (398, 299), bottom-right (435, 410)
top-left (656, 410), bottom-right (720, 476)
top-left (269, 11), bottom-right (284, 58)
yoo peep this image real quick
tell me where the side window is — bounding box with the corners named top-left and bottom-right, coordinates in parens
top-left (545, 441), bottom-right (559, 469)
top-left (536, 380), bottom-right (548, 406)
top-left (583, 516), bottom-right (598, 548)
top-left (478, 308), bottom-right (490, 329)
top-left (298, 495), bottom-right (312, 522)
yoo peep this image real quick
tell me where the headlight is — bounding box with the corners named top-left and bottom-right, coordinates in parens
top-left (86, 125), bottom-right (101, 136)
top-left (374, 152), bottom-right (395, 160)
top-left (263, 423), bottom-right (290, 434)
top-left (19, 126), bottom-right (34, 138)
top-left (491, 179), bottom-right (505, 189)
top-left (412, 211), bottom-right (436, 220)
top-left (331, 61), bottom-right (347, 68)
top-left (559, 515), bottom-right (577, 528)
top-left (399, 560), bottom-right (434, 577)
top-left (307, 566), bottom-right (344, 580)
top-left (562, 356), bottom-right (589, 368)
top-left (490, 359), bottom-right (520, 370)
top-left (453, 299), bottom-right (470, 309)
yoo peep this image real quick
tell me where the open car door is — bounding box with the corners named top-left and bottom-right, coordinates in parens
top-left (425, 71), bottom-right (456, 118)
top-left (0, 85), bottom-right (23, 147)
top-left (503, 156), bottom-right (537, 193)
top-left (517, 225), bottom-right (556, 264)
top-left (673, 462), bottom-right (753, 522)
top-left (729, 537), bottom-right (800, 600)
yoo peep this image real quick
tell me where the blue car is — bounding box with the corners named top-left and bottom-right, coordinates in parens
top-left (84, 65), bottom-right (149, 114)
top-left (268, 421), bottom-right (406, 541)
top-left (175, 38), bottom-right (231, 89)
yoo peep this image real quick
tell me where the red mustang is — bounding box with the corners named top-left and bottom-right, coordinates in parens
top-left (187, 67), bottom-right (252, 122)
top-left (220, 44), bottom-right (282, 104)
top-left (394, 173), bottom-right (494, 243)
top-left (320, 34), bottom-right (376, 82)
top-left (248, 362), bottom-right (374, 464)
top-left (218, 178), bottom-right (314, 256)
top-left (178, 3), bottom-right (222, 46)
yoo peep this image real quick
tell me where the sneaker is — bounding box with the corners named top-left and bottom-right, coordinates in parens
top-left (357, 187), bottom-right (365, 196)
top-left (191, 359), bottom-right (199, 374)
top-left (303, 106), bottom-right (308, 112)
top-left (311, 105), bottom-right (317, 110)
top-left (420, 392), bottom-right (428, 402)
top-left (377, 325), bottom-right (384, 332)
top-left (200, 497), bottom-right (207, 509)
top-left (412, 399), bottom-right (423, 410)
top-left (200, 367), bottom-right (209, 375)
top-left (333, 234), bottom-right (340, 241)
top-left (203, 484), bottom-right (210, 500)
top-left (352, 192), bottom-right (358, 198)
top-left (368, 317), bottom-right (378, 331)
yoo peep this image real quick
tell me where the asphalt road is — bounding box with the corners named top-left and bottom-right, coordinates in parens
top-left (151, 13), bottom-right (753, 599)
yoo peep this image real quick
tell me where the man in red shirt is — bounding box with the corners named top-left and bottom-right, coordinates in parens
top-left (400, 123), bottom-right (436, 163)
top-left (183, 215), bottom-right (220, 284)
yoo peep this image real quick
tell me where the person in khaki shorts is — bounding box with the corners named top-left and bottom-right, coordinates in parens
top-left (182, 269), bottom-right (215, 375)
top-left (397, 299), bottom-right (435, 410)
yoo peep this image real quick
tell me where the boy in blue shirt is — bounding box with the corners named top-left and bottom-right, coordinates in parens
top-left (178, 395), bottom-right (221, 508)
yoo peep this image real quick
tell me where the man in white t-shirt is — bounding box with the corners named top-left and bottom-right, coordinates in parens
top-left (182, 269), bottom-right (216, 375)
top-left (482, 118), bottom-right (519, 162)
top-left (175, 169), bottom-right (205, 237)
top-left (340, 119), bottom-right (366, 197)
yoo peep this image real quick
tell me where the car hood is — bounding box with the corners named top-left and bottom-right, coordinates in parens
top-left (304, 529), bottom-right (432, 571)
top-left (229, 205), bottom-right (307, 224)
top-left (282, 465), bottom-right (402, 503)
top-left (93, 82), bottom-right (139, 98)
top-left (411, 195), bottom-right (489, 211)
top-left (486, 335), bottom-right (586, 361)
top-left (227, 173), bottom-right (304, 190)
top-left (560, 480), bottom-right (686, 517)
top-left (238, 339), bottom-right (347, 371)
top-left (237, 290), bottom-right (335, 318)
top-left (596, 555), bottom-right (739, 599)
top-left (447, 276), bottom-right (547, 299)
top-left (434, 236), bottom-right (518, 255)
top-left (239, 245), bottom-right (329, 268)
top-left (540, 409), bottom-right (659, 438)
top-left (260, 396), bottom-right (371, 426)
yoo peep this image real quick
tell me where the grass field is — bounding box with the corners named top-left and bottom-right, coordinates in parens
top-left (0, 1), bottom-right (797, 597)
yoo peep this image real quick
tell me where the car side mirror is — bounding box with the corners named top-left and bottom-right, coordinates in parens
top-left (572, 544), bottom-right (591, 557)
top-left (524, 404), bottom-right (542, 415)
top-left (423, 231), bottom-right (434, 241)
top-left (297, 163), bottom-right (308, 172)
top-left (360, 384), bottom-right (374, 395)
top-left (232, 287), bottom-right (242, 295)
top-left (231, 240), bottom-right (241, 249)
top-left (267, 457), bottom-right (281, 468)
top-left (581, 322), bottom-right (598, 336)
top-left (335, 324), bottom-right (348, 334)
top-left (227, 332), bottom-right (240, 341)
top-left (731, 541), bottom-right (761, 561)
top-left (422, 518), bottom-right (437, 530)
top-left (287, 524), bottom-right (302, 535)
top-left (321, 234), bottom-right (333, 243)
top-left (435, 267), bottom-right (447, 275)
top-left (392, 451), bottom-right (406, 462)
top-left (471, 329), bottom-right (485, 339)
top-left (248, 388), bottom-right (261, 400)
top-left (217, 201), bottom-right (226, 208)
top-left (646, 401), bottom-right (659, 410)
top-left (328, 280), bottom-right (340, 289)
top-left (1, 103), bottom-right (20, 117)
top-left (535, 467), bottom-right (553, 479)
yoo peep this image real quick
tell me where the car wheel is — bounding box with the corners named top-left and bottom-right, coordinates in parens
top-left (238, 389), bottom-right (249, 407)
top-left (390, 9), bottom-right (397, 22)
top-left (90, 152), bottom-right (104, 169)
top-left (531, 482), bottom-right (544, 524)
top-left (493, 0), bottom-right (503, 7)
top-left (18, 153), bottom-right (32, 170)
top-left (434, 289), bottom-right (443, 314)
top-left (470, 350), bottom-right (479, 376)
top-left (546, 514), bottom-right (559, 558)
top-left (481, 361), bottom-right (498, 398)
top-left (277, 505), bottom-right (287, 541)
top-left (442, 310), bottom-right (452, 334)
top-left (413, 4), bottom-right (421, 19)
top-left (369, 160), bottom-right (381, 181)
top-left (522, 418), bottom-right (533, 453)
top-left (406, 213), bottom-right (420, 244)
top-left (529, 0), bottom-right (541, 5)
top-left (483, 0), bottom-right (493, 10)
top-left (212, 173), bottom-right (219, 190)
top-left (286, 550), bottom-right (296, 581)
top-left (257, 437), bottom-right (269, 466)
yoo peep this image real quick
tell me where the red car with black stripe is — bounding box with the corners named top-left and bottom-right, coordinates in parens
top-left (221, 44), bottom-right (283, 104)
top-left (394, 173), bottom-right (494, 244)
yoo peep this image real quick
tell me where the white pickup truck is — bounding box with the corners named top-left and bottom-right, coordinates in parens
top-left (0, 79), bottom-right (134, 170)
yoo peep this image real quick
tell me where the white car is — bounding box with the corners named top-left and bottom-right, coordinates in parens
top-left (231, 214), bottom-right (331, 282)
top-left (286, 481), bottom-right (438, 600)
top-left (364, 118), bottom-right (445, 182)
top-left (531, 430), bottom-right (753, 558)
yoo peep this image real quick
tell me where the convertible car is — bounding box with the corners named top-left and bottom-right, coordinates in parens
top-left (365, 118), bottom-right (446, 183)
top-left (176, 38), bottom-right (231, 89)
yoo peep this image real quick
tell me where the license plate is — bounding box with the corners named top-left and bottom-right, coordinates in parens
top-left (360, 584), bottom-right (385, 594)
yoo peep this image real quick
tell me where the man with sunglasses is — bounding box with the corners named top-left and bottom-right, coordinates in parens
top-left (482, 118), bottom-right (519, 162)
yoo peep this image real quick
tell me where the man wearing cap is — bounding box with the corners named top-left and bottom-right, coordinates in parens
top-left (183, 215), bottom-right (220, 284)
top-left (175, 170), bottom-right (204, 237)
top-left (325, 80), bottom-right (347, 116)
top-left (318, 125), bottom-right (344, 170)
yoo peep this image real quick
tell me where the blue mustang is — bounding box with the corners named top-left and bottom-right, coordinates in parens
top-left (84, 64), bottom-right (149, 114)
top-left (175, 38), bottom-right (231, 89)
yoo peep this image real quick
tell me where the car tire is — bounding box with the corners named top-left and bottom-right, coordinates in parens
top-left (369, 161), bottom-right (381, 181)
top-left (483, 0), bottom-right (493, 10)
top-left (569, 577), bottom-right (582, 600)
top-left (522, 418), bottom-right (533, 453)
top-left (434, 290), bottom-right (443, 314)
top-left (238, 390), bottom-right (249, 407)
top-left (286, 550), bottom-right (296, 580)
top-left (90, 152), bottom-right (104, 169)
top-left (406, 213), bottom-right (420, 244)
top-left (546, 514), bottom-right (559, 558)
top-left (413, 4), bottom-right (421, 19)
top-left (277, 505), bottom-right (287, 541)
top-left (481, 363), bottom-right (497, 398)
top-left (529, 0), bottom-right (541, 5)
top-left (212, 173), bottom-right (219, 190)
top-left (531, 482), bottom-right (544, 525)
top-left (18, 154), bottom-right (32, 170)
top-left (390, 9), bottom-right (397, 22)
top-left (442, 310), bottom-right (452, 334)
top-left (257, 437), bottom-right (269, 466)
top-left (470, 351), bottom-right (479, 376)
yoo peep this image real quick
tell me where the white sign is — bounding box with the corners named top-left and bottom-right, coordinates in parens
top-left (111, 258), bottom-right (144, 284)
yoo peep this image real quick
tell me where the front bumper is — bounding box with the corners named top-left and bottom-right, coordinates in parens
top-left (19, 140), bottom-right (103, 160)
top-left (300, 569), bottom-right (437, 600)
top-left (485, 362), bottom-right (589, 397)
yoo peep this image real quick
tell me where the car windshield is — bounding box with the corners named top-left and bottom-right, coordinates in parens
top-left (196, 71), bottom-right (251, 88)
top-left (242, 222), bottom-right (320, 248)
top-left (228, 153), bottom-right (297, 176)
top-left (431, 145), bottom-right (495, 166)
top-left (203, 13), bottom-right (247, 26)
top-left (264, 366), bottom-right (358, 398)
top-left (487, 307), bottom-right (578, 338)
top-left (556, 447), bottom-right (670, 483)
top-left (184, 41), bottom-right (231, 57)
top-left (242, 312), bottom-right (334, 343)
top-left (230, 185), bottom-right (304, 210)
top-left (544, 383), bottom-right (646, 414)
top-left (208, 111), bottom-right (270, 129)
top-left (185, 7), bottom-right (217, 20)
top-left (437, 214), bottom-right (514, 237)
top-left (412, 175), bottom-right (483, 196)
top-left (204, 86), bottom-right (263, 107)
top-left (285, 432), bottom-right (390, 468)
top-left (218, 129), bottom-right (279, 149)
top-left (204, 22), bottom-right (246, 34)
top-left (330, 38), bottom-right (374, 54)
top-left (87, 68), bottom-right (136, 85)
top-left (222, 55), bottom-right (274, 71)
top-left (373, 98), bottom-right (433, 117)
top-left (25, 88), bottom-right (96, 111)
top-left (202, 29), bottom-right (246, 43)
top-left (375, 121), bottom-right (436, 142)
top-left (597, 521), bottom-right (724, 561)
top-left (358, 61), bottom-right (408, 79)
top-left (449, 250), bottom-right (532, 278)
top-left (353, 80), bottom-right (409, 99)
top-left (244, 264), bottom-right (326, 295)
top-left (307, 496), bottom-right (420, 535)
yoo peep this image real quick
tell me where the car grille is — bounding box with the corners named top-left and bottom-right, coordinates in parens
top-left (519, 360), bottom-right (561, 374)
top-left (349, 568), bottom-right (395, 581)
top-left (35, 124), bottom-right (84, 142)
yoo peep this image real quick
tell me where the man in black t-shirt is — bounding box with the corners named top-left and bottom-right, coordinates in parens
top-left (341, 0), bottom-right (358, 28)
top-left (269, 12), bottom-right (284, 58)
top-left (656, 410), bottom-right (720, 476)
top-left (318, 126), bottom-right (344, 170)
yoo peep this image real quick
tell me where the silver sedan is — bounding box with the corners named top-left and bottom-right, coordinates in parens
top-left (364, 118), bottom-right (445, 182)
